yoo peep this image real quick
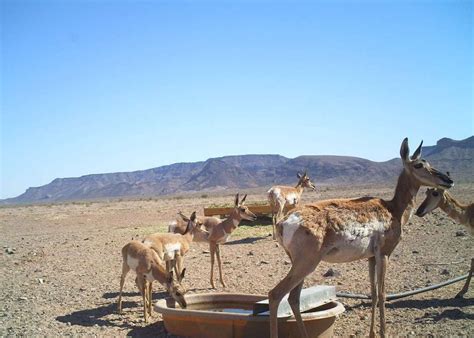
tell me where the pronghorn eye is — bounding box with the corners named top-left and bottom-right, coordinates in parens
top-left (432, 191), bottom-right (439, 197)
top-left (414, 163), bottom-right (423, 169)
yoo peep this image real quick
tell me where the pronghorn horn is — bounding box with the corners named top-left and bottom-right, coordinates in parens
top-left (410, 140), bottom-right (423, 160)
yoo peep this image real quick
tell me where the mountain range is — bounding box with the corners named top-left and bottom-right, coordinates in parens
top-left (2, 136), bottom-right (472, 204)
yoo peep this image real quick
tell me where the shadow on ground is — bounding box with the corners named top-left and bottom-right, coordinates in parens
top-left (226, 236), bottom-right (267, 245)
top-left (56, 302), bottom-right (134, 328)
top-left (56, 291), bottom-right (171, 329)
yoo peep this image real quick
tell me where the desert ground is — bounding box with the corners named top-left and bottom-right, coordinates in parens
top-left (1, 183), bottom-right (473, 337)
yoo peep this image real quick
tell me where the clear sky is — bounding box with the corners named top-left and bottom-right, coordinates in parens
top-left (1, 0), bottom-right (472, 199)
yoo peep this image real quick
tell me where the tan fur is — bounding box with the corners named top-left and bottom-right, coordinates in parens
top-left (168, 214), bottom-right (220, 242)
top-left (143, 212), bottom-right (203, 283)
top-left (206, 194), bottom-right (257, 288)
top-left (268, 172), bottom-right (316, 239)
top-left (268, 139), bottom-right (454, 338)
top-left (117, 240), bottom-right (186, 322)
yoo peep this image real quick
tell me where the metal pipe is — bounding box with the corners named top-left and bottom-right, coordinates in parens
top-left (336, 273), bottom-right (469, 301)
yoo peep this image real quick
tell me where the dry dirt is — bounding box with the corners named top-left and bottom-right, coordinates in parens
top-left (1, 184), bottom-right (473, 337)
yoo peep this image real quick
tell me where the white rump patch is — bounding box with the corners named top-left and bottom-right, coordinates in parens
top-left (281, 212), bottom-right (303, 248)
top-left (127, 255), bottom-right (139, 271)
top-left (163, 243), bottom-right (181, 260)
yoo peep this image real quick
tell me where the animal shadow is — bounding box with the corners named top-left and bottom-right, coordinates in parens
top-left (225, 236), bottom-right (267, 245)
top-left (387, 296), bottom-right (474, 310)
top-left (56, 301), bottom-right (134, 328)
top-left (415, 308), bottom-right (474, 323)
top-left (56, 290), bottom-right (171, 329)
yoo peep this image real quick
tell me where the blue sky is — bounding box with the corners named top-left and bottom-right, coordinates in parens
top-left (1, 0), bottom-right (472, 199)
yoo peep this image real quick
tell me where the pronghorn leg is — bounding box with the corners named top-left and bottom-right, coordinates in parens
top-left (216, 244), bottom-right (226, 288)
top-left (376, 254), bottom-right (388, 338)
top-left (287, 281), bottom-right (308, 338)
top-left (209, 242), bottom-right (216, 289)
top-left (118, 261), bottom-right (130, 314)
top-left (147, 280), bottom-right (153, 315)
top-left (368, 257), bottom-right (377, 338)
top-left (175, 254), bottom-right (184, 283)
top-left (135, 276), bottom-right (148, 322)
top-left (269, 257), bottom-right (320, 338)
top-left (456, 258), bottom-right (473, 298)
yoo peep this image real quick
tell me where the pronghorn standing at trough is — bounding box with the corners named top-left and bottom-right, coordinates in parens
top-left (267, 172), bottom-right (316, 239)
top-left (416, 188), bottom-right (473, 298)
top-left (269, 138), bottom-right (454, 338)
top-left (206, 193), bottom-right (257, 288)
top-left (143, 211), bottom-right (203, 283)
top-left (168, 211), bottom-right (221, 242)
top-left (118, 240), bottom-right (187, 322)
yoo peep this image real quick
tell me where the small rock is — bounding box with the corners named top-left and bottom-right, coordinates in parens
top-left (67, 322), bottom-right (71, 326)
top-left (38, 278), bottom-right (44, 284)
top-left (456, 230), bottom-right (467, 237)
top-left (83, 237), bottom-right (89, 241)
top-left (284, 260), bottom-right (291, 265)
top-left (412, 250), bottom-right (419, 254)
top-left (247, 251), bottom-right (254, 256)
top-left (18, 297), bottom-right (27, 301)
top-left (260, 260), bottom-right (269, 265)
top-left (202, 250), bottom-right (210, 254)
top-left (5, 248), bottom-right (14, 254)
top-left (323, 268), bottom-right (340, 277)
top-left (440, 268), bottom-right (450, 276)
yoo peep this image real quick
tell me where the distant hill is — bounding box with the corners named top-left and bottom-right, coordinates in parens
top-left (2, 136), bottom-right (472, 204)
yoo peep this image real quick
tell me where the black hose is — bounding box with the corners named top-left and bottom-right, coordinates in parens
top-left (336, 273), bottom-right (469, 301)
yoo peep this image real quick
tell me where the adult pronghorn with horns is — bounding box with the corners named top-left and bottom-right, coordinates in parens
top-left (269, 138), bottom-right (454, 338)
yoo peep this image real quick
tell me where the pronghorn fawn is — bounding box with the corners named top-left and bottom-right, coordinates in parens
top-left (416, 187), bottom-right (473, 298)
top-left (118, 240), bottom-right (186, 322)
top-left (207, 193), bottom-right (257, 288)
top-left (267, 172), bottom-right (316, 239)
top-left (269, 138), bottom-right (453, 338)
top-left (168, 211), bottom-right (220, 242)
top-left (143, 211), bottom-right (203, 283)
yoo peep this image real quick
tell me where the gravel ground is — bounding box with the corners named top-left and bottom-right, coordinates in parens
top-left (1, 184), bottom-right (472, 337)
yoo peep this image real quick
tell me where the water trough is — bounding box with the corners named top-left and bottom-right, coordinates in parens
top-left (154, 286), bottom-right (344, 338)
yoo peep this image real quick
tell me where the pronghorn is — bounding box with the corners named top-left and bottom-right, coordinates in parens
top-left (168, 212), bottom-right (220, 242)
top-left (416, 188), bottom-right (473, 298)
top-left (143, 211), bottom-right (204, 283)
top-left (118, 240), bottom-right (186, 322)
top-left (269, 138), bottom-right (453, 338)
top-left (207, 193), bottom-right (257, 288)
top-left (267, 172), bottom-right (316, 239)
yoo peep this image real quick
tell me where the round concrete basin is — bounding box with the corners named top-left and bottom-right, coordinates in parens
top-left (155, 293), bottom-right (345, 338)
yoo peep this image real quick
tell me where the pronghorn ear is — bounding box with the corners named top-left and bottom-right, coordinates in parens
top-left (190, 211), bottom-right (196, 222)
top-left (303, 171), bottom-right (307, 177)
top-left (178, 211), bottom-right (190, 222)
top-left (234, 193), bottom-right (239, 207)
top-left (240, 194), bottom-right (247, 204)
top-left (400, 138), bottom-right (410, 163)
top-left (410, 140), bottom-right (423, 161)
top-left (297, 172), bottom-right (302, 179)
